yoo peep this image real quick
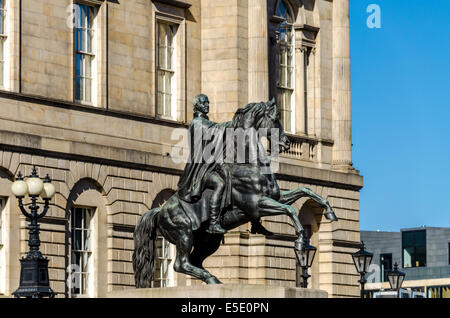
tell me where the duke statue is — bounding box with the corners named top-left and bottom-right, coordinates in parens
top-left (177, 94), bottom-right (272, 235)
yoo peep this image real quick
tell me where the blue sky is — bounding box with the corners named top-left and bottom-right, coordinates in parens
top-left (350, 0), bottom-right (450, 231)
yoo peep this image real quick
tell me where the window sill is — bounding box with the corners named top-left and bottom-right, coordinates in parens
top-left (74, 100), bottom-right (96, 108)
top-left (285, 133), bottom-right (333, 146)
top-left (155, 114), bottom-right (180, 123)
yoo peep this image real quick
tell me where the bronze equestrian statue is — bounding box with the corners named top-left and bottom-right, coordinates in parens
top-left (133, 96), bottom-right (338, 287)
top-left (177, 94), bottom-right (272, 235)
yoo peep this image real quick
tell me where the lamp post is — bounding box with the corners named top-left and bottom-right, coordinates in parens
top-left (11, 167), bottom-right (56, 298)
top-left (387, 262), bottom-right (406, 295)
top-left (294, 237), bottom-right (317, 288)
top-left (352, 241), bottom-right (373, 299)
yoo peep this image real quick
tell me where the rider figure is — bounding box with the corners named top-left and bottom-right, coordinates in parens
top-left (178, 94), bottom-right (273, 236)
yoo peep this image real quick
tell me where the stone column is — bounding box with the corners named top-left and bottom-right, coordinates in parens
top-left (295, 44), bottom-right (306, 135)
top-left (248, 0), bottom-right (269, 102)
top-left (332, 0), bottom-right (353, 169)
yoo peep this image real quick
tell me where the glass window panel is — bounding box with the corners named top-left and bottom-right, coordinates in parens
top-left (82, 252), bottom-right (89, 273)
top-left (380, 253), bottom-right (392, 282)
top-left (75, 78), bottom-right (81, 102)
top-left (442, 287), bottom-right (450, 298)
top-left (0, 40), bottom-right (3, 88)
top-left (84, 229), bottom-right (92, 251)
top-left (70, 207), bottom-right (94, 296)
top-left (165, 93), bottom-right (171, 117)
top-left (75, 54), bottom-right (82, 76)
top-left (72, 252), bottom-right (80, 268)
top-left (85, 78), bottom-right (91, 102)
top-left (87, 29), bottom-right (94, 54)
top-left (73, 208), bottom-right (82, 228)
top-left (287, 66), bottom-right (292, 88)
top-left (167, 25), bottom-right (174, 46)
top-left (428, 287), bottom-right (439, 298)
top-left (73, 230), bottom-right (82, 250)
top-left (0, 1), bottom-right (4, 35)
top-left (166, 46), bottom-right (173, 70)
top-left (159, 44), bottom-right (167, 69)
top-left (402, 230), bottom-right (426, 268)
top-left (280, 46), bottom-right (286, 66)
top-left (159, 23), bottom-right (166, 46)
top-left (74, 4), bottom-right (94, 103)
top-left (157, 70), bottom-right (164, 92)
top-left (157, 92), bottom-right (163, 115)
top-left (156, 22), bottom-right (176, 118)
top-left (71, 272), bottom-right (81, 295)
top-left (285, 90), bottom-right (292, 112)
top-left (81, 273), bottom-right (87, 294)
top-left (164, 72), bottom-right (171, 94)
top-left (277, 90), bottom-right (284, 108)
top-left (280, 65), bottom-right (286, 87)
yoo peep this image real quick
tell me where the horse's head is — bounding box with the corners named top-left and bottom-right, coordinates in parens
top-left (232, 99), bottom-right (290, 153)
top-left (262, 98), bottom-right (291, 153)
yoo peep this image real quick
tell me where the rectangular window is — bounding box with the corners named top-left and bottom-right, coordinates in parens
top-left (70, 207), bottom-right (93, 297)
top-left (0, 0), bottom-right (7, 88)
top-left (156, 21), bottom-right (177, 119)
top-left (427, 285), bottom-right (450, 299)
top-left (0, 198), bottom-right (6, 294)
top-left (380, 253), bottom-right (392, 283)
top-left (74, 4), bottom-right (95, 104)
top-left (153, 236), bottom-right (175, 288)
top-left (277, 23), bottom-right (294, 133)
top-left (402, 230), bottom-right (426, 268)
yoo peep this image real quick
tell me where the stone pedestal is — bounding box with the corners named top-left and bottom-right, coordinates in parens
top-left (106, 284), bottom-right (328, 298)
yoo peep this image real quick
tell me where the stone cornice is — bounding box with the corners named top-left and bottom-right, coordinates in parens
top-left (151, 0), bottom-right (192, 9)
top-left (0, 90), bottom-right (188, 129)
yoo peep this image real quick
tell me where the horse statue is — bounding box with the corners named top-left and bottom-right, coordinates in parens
top-left (133, 100), bottom-right (338, 287)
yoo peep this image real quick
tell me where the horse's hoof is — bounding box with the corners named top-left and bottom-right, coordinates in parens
top-left (206, 276), bottom-right (222, 284)
top-left (325, 210), bottom-right (338, 222)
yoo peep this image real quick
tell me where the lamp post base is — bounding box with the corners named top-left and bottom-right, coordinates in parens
top-left (13, 257), bottom-right (55, 298)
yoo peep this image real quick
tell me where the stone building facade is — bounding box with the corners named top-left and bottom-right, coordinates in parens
top-left (0, 0), bottom-right (363, 298)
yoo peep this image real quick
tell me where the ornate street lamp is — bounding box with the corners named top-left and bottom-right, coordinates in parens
top-left (294, 237), bottom-right (317, 288)
top-left (352, 241), bottom-right (373, 299)
top-left (11, 167), bottom-right (56, 298)
top-left (387, 262), bottom-right (406, 292)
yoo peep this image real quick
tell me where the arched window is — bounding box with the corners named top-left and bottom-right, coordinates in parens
top-left (276, 0), bottom-right (295, 133)
top-left (0, 198), bottom-right (5, 295)
top-left (70, 206), bottom-right (95, 297)
top-left (151, 189), bottom-right (176, 287)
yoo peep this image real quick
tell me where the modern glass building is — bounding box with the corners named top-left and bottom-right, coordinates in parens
top-left (361, 227), bottom-right (450, 298)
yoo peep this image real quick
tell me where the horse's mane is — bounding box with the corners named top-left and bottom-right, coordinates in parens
top-left (232, 102), bottom-right (267, 129)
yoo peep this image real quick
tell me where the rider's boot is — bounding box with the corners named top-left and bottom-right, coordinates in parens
top-left (251, 219), bottom-right (274, 236)
top-left (206, 204), bottom-right (227, 234)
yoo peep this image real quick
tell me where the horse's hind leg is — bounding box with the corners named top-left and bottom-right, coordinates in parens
top-left (190, 231), bottom-right (223, 270)
top-left (174, 231), bottom-right (222, 284)
top-left (159, 214), bottom-right (222, 285)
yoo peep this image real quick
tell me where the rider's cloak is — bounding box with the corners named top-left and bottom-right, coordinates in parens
top-left (177, 111), bottom-right (232, 211)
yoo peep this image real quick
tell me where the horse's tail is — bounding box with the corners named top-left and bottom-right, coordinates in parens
top-left (132, 207), bottom-right (161, 288)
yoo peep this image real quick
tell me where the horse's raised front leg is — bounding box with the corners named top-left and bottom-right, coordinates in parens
top-left (279, 187), bottom-right (338, 222)
top-left (257, 196), bottom-right (304, 251)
